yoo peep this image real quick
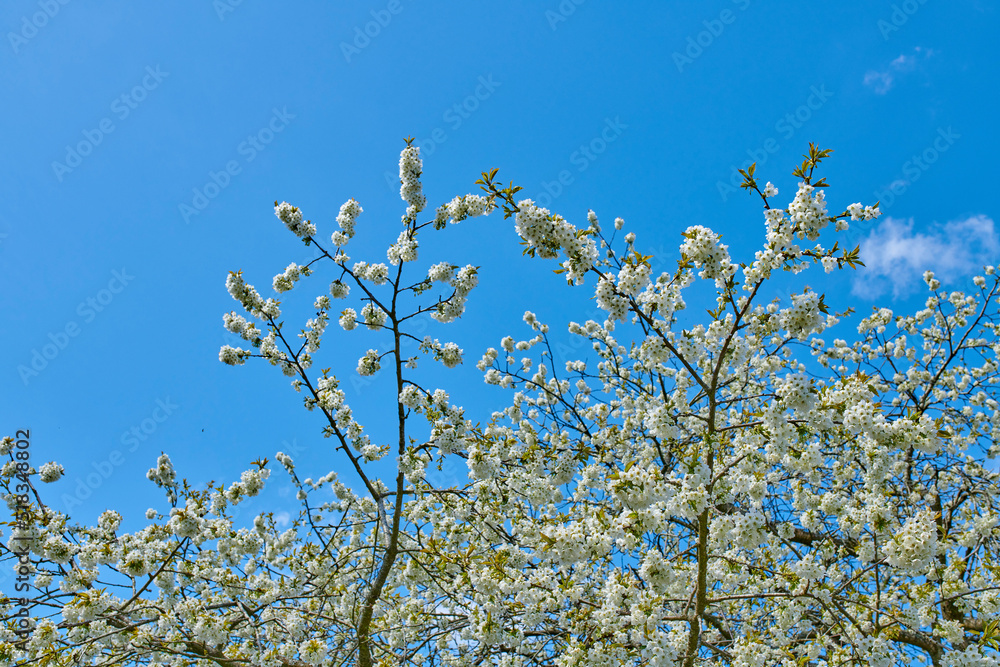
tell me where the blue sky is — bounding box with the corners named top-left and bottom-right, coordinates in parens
top-left (1, 0), bottom-right (997, 561)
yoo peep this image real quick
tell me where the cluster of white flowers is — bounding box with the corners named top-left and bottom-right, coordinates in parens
top-left (742, 181), bottom-right (862, 288)
top-left (219, 344), bottom-right (250, 365)
top-left (315, 376), bottom-right (348, 419)
top-left (476, 346), bottom-right (499, 373)
top-left (451, 265), bottom-right (478, 292)
top-left (329, 279), bottom-right (350, 299)
top-left (272, 262), bottom-right (311, 293)
top-left (97, 510), bottom-right (122, 533)
top-left (223, 311), bottom-right (261, 343)
top-left (258, 331), bottom-right (292, 373)
top-left (514, 199), bottom-right (599, 284)
top-left (513, 200), bottom-right (565, 259)
top-left (360, 302), bottom-right (387, 330)
top-left (942, 646), bottom-right (1000, 667)
top-left (637, 333), bottom-right (670, 367)
top-left (439, 342), bottom-right (463, 368)
top-left (301, 311), bottom-right (328, 353)
top-left (679, 225), bottom-right (737, 286)
top-left (616, 259), bottom-right (652, 297)
top-left (274, 450), bottom-right (295, 473)
top-left (298, 638), bottom-right (327, 665)
top-left (167, 501), bottom-right (206, 540)
top-left (776, 372), bottom-right (816, 414)
top-left (669, 473), bottom-right (711, 519)
top-left (338, 307), bottom-right (357, 331)
top-left (398, 446), bottom-right (429, 483)
top-left (230, 467), bottom-right (269, 501)
top-left (357, 349), bottom-right (381, 376)
top-left (333, 198), bottom-right (362, 246)
top-left (846, 201), bottom-right (881, 221)
top-left (145, 453), bottom-right (177, 503)
top-left (643, 403), bottom-right (679, 440)
top-left (226, 270), bottom-right (265, 318)
top-left (386, 229), bottom-right (418, 265)
top-left (883, 509), bottom-right (939, 573)
top-left (419, 339), bottom-right (462, 369)
top-left (398, 384), bottom-right (428, 411)
top-left (274, 201), bottom-right (316, 238)
top-left (427, 261), bottom-right (455, 283)
top-left (787, 181), bottom-right (829, 240)
top-left (431, 265), bottom-right (479, 323)
top-left (779, 290), bottom-right (828, 340)
top-left (712, 509), bottom-right (768, 550)
top-left (362, 443), bottom-right (388, 462)
top-left (353, 261), bottom-right (389, 286)
top-left (42, 535), bottom-right (76, 564)
top-left (595, 273), bottom-right (629, 322)
top-left (433, 194), bottom-right (493, 228)
top-left (398, 145), bottom-right (426, 223)
top-left (752, 207), bottom-right (797, 278)
top-left (38, 461), bottom-right (64, 483)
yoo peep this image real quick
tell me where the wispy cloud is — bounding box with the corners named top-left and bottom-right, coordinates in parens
top-left (864, 69), bottom-right (895, 95)
top-left (852, 215), bottom-right (998, 299)
top-left (863, 46), bottom-right (933, 95)
top-left (890, 53), bottom-right (917, 71)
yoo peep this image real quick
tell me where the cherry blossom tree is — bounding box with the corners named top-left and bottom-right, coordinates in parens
top-left (3, 141), bottom-right (1000, 666)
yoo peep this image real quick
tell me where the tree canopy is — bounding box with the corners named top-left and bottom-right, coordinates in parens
top-left (3, 142), bottom-right (1000, 667)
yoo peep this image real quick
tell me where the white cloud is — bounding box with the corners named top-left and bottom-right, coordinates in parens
top-left (851, 215), bottom-right (998, 300)
top-left (274, 510), bottom-right (291, 528)
top-left (864, 69), bottom-right (895, 95)
top-left (864, 47), bottom-right (931, 95)
top-left (890, 53), bottom-right (916, 70)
